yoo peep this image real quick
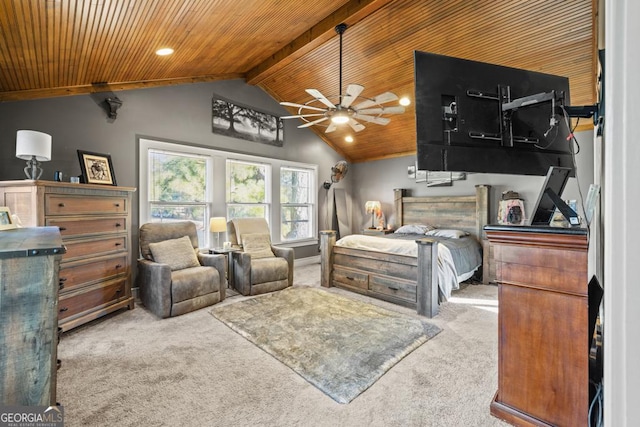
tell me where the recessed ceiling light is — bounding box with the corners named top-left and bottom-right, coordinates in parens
top-left (345, 136), bottom-right (354, 143)
top-left (155, 48), bottom-right (174, 56)
top-left (399, 97), bottom-right (411, 106)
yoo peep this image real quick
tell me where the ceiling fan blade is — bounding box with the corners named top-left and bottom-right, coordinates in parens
top-left (354, 114), bottom-right (391, 125)
top-left (341, 84), bottom-right (364, 108)
top-left (280, 102), bottom-right (326, 112)
top-left (358, 106), bottom-right (406, 115)
top-left (348, 118), bottom-right (366, 132)
top-left (281, 113), bottom-right (325, 119)
top-left (298, 116), bottom-right (329, 128)
top-left (325, 122), bottom-right (338, 133)
top-left (305, 89), bottom-right (336, 109)
top-left (354, 92), bottom-right (399, 110)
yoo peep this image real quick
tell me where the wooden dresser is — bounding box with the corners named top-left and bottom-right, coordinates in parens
top-left (486, 225), bottom-right (589, 427)
top-left (0, 180), bottom-right (136, 332)
top-left (0, 227), bottom-right (65, 405)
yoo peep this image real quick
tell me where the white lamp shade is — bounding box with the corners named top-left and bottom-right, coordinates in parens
top-left (16, 130), bottom-right (52, 161)
top-left (209, 217), bottom-right (227, 233)
top-left (365, 200), bottom-right (381, 214)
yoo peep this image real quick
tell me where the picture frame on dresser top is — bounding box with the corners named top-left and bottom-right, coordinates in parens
top-left (77, 150), bottom-right (117, 185)
top-left (0, 206), bottom-right (17, 230)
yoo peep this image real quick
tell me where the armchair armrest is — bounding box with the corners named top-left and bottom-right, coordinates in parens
top-left (198, 253), bottom-right (226, 300)
top-left (231, 251), bottom-right (252, 296)
top-left (137, 258), bottom-right (172, 318)
top-left (272, 246), bottom-right (294, 286)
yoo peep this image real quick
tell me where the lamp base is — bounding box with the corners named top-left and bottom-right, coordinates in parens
top-left (24, 156), bottom-right (43, 180)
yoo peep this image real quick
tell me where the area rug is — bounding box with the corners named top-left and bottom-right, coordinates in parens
top-left (210, 287), bottom-right (441, 403)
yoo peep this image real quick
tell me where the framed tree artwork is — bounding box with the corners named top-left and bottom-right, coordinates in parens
top-left (77, 150), bottom-right (117, 185)
top-left (212, 95), bottom-right (283, 146)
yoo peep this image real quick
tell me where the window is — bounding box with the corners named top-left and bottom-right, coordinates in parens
top-left (140, 138), bottom-right (318, 247)
top-left (226, 159), bottom-right (270, 220)
top-left (147, 149), bottom-right (211, 244)
top-left (280, 167), bottom-right (314, 241)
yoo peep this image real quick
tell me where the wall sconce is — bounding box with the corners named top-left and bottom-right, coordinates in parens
top-left (15, 130), bottom-right (52, 179)
top-left (209, 217), bottom-right (227, 249)
top-left (364, 200), bottom-right (381, 229)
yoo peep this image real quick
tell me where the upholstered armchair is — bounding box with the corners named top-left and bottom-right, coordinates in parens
top-left (227, 218), bottom-right (294, 296)
top-left (138, 221), bottom-right (226, 318)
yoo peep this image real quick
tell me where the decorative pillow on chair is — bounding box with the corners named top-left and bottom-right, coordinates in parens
top-left (242, 233), bottom-right (275, 259)
top-left (149, 235), bottom-right (200, 271)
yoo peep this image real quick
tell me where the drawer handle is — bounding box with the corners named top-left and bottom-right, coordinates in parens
top-left (115, 264), bottom-right (123, 269)
top-left (115, 242), bottom-right (122, 246)
top-left (115, 203), bottom-right (120, 207)
top-left (59, 277), bottom-right (67, 282)
top-left (346, 276), bottom-right (355, 280)
top-left (115, 223), bottom-right (122, 227)
top-left (58, 283), bottom-right (65, 290)
top-left (58, 202), bottom-right (65, 207)
top-left (59, 307), bottom-right (68, 312)
top-left (387, 286), bottom-right (400, 291)
top-left (58, 227), bottom-right (66, 231)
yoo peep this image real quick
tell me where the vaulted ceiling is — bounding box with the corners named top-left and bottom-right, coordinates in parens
top-left (0, 0), bottom-right (597, 163)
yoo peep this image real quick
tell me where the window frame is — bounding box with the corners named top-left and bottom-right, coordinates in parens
top-left (280, 165), bottom-right (315, 242)
top-left (139, 138), bottom-right (318, 247)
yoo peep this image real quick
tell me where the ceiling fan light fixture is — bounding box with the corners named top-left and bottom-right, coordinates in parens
top-left (399, 97), bottom-right (411, 106)
top-left (331, 112), bottom-right (350, 124)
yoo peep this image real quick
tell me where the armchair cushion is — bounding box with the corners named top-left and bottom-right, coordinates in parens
top-left (242, 233), bottom-right (275, 259)
top-left (148, 235), bottom-right (200, 271)
top-left (171, 266), bottom-right (219, 303)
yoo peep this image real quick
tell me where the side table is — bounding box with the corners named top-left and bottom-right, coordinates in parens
top-left (362, 228), bottom-right (395, 236)
top-left (209, 248), bottom-right (240, 289)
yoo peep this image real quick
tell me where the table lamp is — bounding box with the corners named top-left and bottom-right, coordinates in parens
top-left (16, 130), bottom-right (52, 179)
top-left (209, 217), bottom-right (227, 249)
top-left (365, 200), bottom-right (381, 229)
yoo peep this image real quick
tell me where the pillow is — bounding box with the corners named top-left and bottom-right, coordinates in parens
top-left (394, 224), bottom-right (432, 234)
top-left (149, 235), bottom-right (200, 271)
top-left (242, 233), bottom-right (275, 259)
top-left (425, 229), bottom-right (469, 238)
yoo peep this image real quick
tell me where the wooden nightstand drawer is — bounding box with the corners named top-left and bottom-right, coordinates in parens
top-left (45, 194), bottom-right (128, 215)
top-left (333, 266), bottom-right (368, 290)
top-left (362, 229), bottom-right (395, 236)
top-left (47, 216), bottom-right (127, 237)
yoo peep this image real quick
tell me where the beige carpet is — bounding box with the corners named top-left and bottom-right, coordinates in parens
top-left (211, 287), bottom-right (441, 403)
top-left (57, 263), bottom-right (508, 426)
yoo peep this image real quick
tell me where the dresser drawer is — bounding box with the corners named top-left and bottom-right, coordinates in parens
top-left (59, 254), bottom-right (127, 292)
top-left (62, 236), bottom-right (127, 261)
top-left (47, 216), bottom-right (127, 238)
top-left (45, 194), bottom-right (128, 216)
top-left (369, 275), bottom-right (416, 303)
top-left (333, 266), bottom-right (368, 290)
top-left (58, 278), bottom-right (127, 321)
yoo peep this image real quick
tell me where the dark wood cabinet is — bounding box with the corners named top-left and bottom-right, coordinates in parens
top-left (486, 225), bottom-right (589, 427)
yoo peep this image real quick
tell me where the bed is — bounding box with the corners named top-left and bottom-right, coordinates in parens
top-left (320, 185), bottom-right (490, 318)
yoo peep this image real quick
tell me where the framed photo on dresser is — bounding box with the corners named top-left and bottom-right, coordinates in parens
top-left (77, 150), bottom-right (117, 185)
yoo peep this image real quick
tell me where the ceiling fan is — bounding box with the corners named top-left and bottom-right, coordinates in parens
top-left (280, 23), bottom-right (405, 133)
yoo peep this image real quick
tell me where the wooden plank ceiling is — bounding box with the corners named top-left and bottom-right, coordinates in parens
top-left (0, 0), bottom-right (596, 163)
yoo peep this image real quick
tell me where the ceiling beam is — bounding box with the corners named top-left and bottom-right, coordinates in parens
top-left (245, 0), bottom-right (394, 86)
top-left (0, 73), bottom-right (244, 102)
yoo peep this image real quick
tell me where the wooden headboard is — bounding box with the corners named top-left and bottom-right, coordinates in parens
top-left (393, 185), bottom-right (491, 240)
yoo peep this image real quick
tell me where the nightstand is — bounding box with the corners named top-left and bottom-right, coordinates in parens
top-left (362, 229), bottom-right (395, 236)
top-left (209, 248), bottom-right (240, 288)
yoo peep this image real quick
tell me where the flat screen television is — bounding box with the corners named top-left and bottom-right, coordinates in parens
top-left (414, 51), bottom-right (575, 176)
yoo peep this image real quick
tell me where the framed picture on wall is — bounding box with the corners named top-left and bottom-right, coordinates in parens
top-left (0, 207), bottom-right (17, 231)
top-left (77, 150), bottom-right (117, 185)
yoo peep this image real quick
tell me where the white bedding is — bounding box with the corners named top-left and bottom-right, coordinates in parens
top-left (335, 234), bottom-right (475, 300)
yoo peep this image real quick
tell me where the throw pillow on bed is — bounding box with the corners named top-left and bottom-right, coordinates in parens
top-left (425, 229), bottom-right (469, 238)
top-left (242, 233), bottom-right (275, 259)
top-left (149, 235), bottom-right (200, 271)
top-left (394, 224), bottom-right (433, 234)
